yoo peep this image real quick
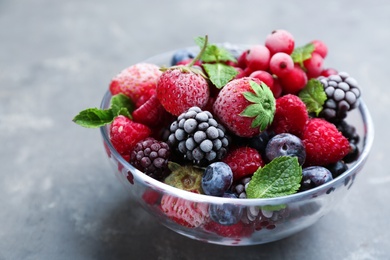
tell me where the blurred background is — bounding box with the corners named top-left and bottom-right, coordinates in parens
top-left (0, 0), bottom-right (388, 259)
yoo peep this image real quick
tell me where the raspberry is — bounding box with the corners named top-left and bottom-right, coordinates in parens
top-left (130, 137), bottom-right (170, 180)
top-left (167, 106), bottom-right (229, 165)
top-left (223, 147), bottom-right (265, 181)
top-left (319, 72), bottom-right (361, 122)
top-left (302, 118), bottom-right (350, 166)
top-left (204, 220), bottom-right (253, 238)
top-left (270, 94), bottom-right (309, 137)
top-left (109, 115), bottom-right (152, 157)
top-left (132, 94), bottom-right (172, 128)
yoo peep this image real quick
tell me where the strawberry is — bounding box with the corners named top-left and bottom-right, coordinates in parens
top-left (160, 194), bottom-right (209, 228)
top-left (156, 67), bottom-right (210, 116)
top-left (302, 118), bottom-right (350, 166)
top-left (132, 93), bottom-right (171, 128)
top-left (109, 63), bottom-right (162, 108)
top-left (223, 147), bottom-right (265, 181)
top-left (212, 77), bottom-right (276, 137)
top-left (109, 115), bottom-right (152, 157)
top-left (204, 221), bottom-right (253, 238)
top-left (270, 94), bottom-right (309, 137)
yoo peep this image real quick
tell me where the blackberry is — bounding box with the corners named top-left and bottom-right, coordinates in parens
top-left (130, 137), bottom-right (170, 180)
top-left (326, 161), bottom-right (348, 178)
top-left (319, 72), bottom-right (361, 122)
top-left (231, 176), bottom-right (251, 199)
top-left (336, 120), bottom-right (360, 144)
top-left (241, 206), bottom-right (289, 230)
top-left (167, 106), bottom-right (229, 165)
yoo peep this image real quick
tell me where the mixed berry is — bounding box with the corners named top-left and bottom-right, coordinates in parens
top-left (73, 30), bottom-right (363, 239)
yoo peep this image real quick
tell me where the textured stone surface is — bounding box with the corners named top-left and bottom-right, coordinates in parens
top-left (0, 0), bottom-right (388, 259)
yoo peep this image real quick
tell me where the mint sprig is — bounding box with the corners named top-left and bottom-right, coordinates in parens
top-left (299, 79), bottom-right (327, 116)
top-left (291, 43), bottom-right (315, 69)
top-left (246, 156), bottom-right (302, 199)
top-left (240, 81), bottom-right (276, 131)
top-left (72, 93), bottom-right (134, 128)
top-left (194, 36), bottom-right (238, 88)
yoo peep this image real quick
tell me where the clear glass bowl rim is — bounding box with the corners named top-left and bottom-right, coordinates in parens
top-left (99, 52), bottom-right (374, 207)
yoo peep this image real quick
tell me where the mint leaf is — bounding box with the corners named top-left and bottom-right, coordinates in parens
top-left (72, 108), bottom-right (114, 128)
top-left (110, 93), bottom-right (134, 118)
top-left (299, 79), bottom-right (327, 116)
top-left (202, 63), bottom-right (238, 89)
top-left (73, 93), bottom-right (134, 128)
top-left (241, 81), bottom-right (276, 131)
top-left (246, 156), bottom-right (302, 199)
top-left (291, 43), bottom-right (315, 69)
top-left (194, 36), bottom-right (236, 63)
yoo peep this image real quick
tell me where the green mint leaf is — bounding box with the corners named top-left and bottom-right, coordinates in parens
top-left (202, 63), bottom-right (238, 89)
top-left (110, 93), bottom-right (134, 118)
top-left (194, 36), bottom-right (236, 63)
top-left (246, 156), bottom-right (302, 199)
top-left (240, 81), bottom-right (276, 131)
top-left (72, 108), bottom-right (114, 128)
top-left (291, 43), bottom-right (315, 69)
top-left (299, 79), bottom-right (327, 116)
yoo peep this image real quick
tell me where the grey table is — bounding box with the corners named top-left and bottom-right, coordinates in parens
top-left (1, 0), bottom-right (388, 259)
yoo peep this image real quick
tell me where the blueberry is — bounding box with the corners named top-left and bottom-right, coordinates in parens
top-left (248, 130), bottom-right (275, 154)
top-left (209, 192), bottom-right (243, 225)
top-left (326, 161), bottom-right (348, 179)
top-left (202, 162), bottom-right (233, 196)
top-left (300, 166), bottom-right (333, 191)
top-left (265, 133), bottom-right (306, 165)
top-left (170, 49), bottom-right (196, 66)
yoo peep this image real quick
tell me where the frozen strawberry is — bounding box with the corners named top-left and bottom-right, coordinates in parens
top-left (302, 118), bottom-right (350, 166)
top-left (109, 115), bottom-right (152, 157)
top-left (160, 194), bottom-right (209, 228)
top-left (270, 94), bottom-right (309, 137)
top-left (132, 94), bottom-right (171, 128)
top-left (109, 63), bottom-right (161, 107)
top-left (223, 147), bottom-right (265, 181)
top-left (156, 67), bottom-right (209, 116)
top-left (213, 77), bottom-right (276, 137)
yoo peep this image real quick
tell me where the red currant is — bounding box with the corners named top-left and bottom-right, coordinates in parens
top-left (245, 45), bottom-right (270, 71)
top-left (249, 70), bottom-right (274, 89)
top-left (269, 52), bottom-right (294, 77)
top-left (279, 64), bottom-right (308, 94)
top-left (303, 52), bottom-right (324, 79)
top-left (265, 29), bottom-right (295, 55)
top-left (312, 40), bottom-right (328, 58)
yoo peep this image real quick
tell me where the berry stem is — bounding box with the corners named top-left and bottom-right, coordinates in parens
top-left (188, 35), bottom-right (208, 67)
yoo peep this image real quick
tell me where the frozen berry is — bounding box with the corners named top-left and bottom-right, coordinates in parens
top-left (311, 40), bottom-right (328, 58)
top-left (279, 64), bottom-right (308, 94)
top-left (245, 45), bottom-right (271, 72)
top-left (269, 52), bottom-right (294, 77)
top-left (209, 192), bottom-right (244, 225)
top-left (223, 147), bottom-right (265, 181)
top-left (300, 166), bottom-right (333, 191)
top-left (171, 49), bottom-right (196, 65)
top-left (265, 133), bottom-right (306, 165)
top-left (265, 29), bottom-right (295, 55)
top-left (202, 162), bottom-right (233, 197)
top-left (130, 137), bottom-right (170, 180)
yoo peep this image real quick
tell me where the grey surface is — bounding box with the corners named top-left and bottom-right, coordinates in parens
top-left (0, 0), bottom-right (388, 259)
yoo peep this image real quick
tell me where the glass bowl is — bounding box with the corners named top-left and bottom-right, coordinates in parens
top-left (99, 46), bottom-right (374, 246)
